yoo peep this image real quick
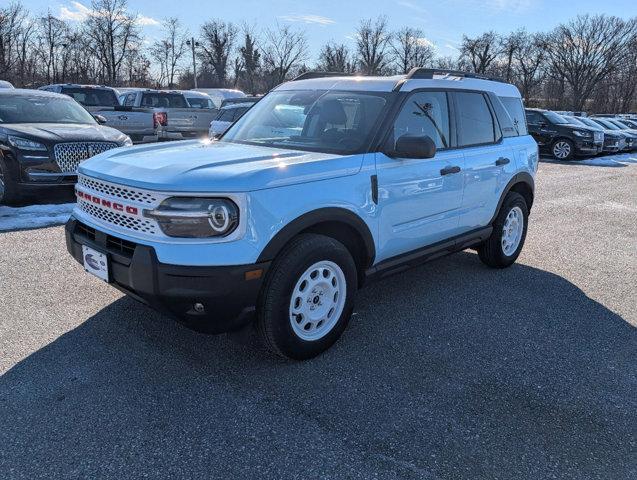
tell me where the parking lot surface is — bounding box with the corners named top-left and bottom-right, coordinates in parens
top-left (1, 156), bottom-right (636, 479)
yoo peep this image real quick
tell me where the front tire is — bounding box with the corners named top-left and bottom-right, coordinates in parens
top-left (0, 156), bottom-right (20, 205)
top-left (478, 192), bottom-right (528, 268)
top-left (551, 139), bottom-right (575, 160)
top-left (257, 234), bottom-right (358, 360)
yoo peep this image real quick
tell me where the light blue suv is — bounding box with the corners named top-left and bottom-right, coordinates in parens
top-left (65, 69), bottom-right (538, 360)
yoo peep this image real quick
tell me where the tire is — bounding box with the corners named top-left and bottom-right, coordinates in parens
top-left (257, 233), bottom-right (358, 360)
top-left (478, 192), bottom-right (529, 269)
top-left (0, 156), bottom-right (20, 205)
top-left (551, 139), bottom-right (575, 160)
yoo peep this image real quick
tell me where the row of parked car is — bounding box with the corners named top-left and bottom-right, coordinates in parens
top-left (0, 82), bottom-right (260, 204)
top-left (525, 108), bottom-right (637, 160)
top-left (38, 84), bottom-right (259, 143)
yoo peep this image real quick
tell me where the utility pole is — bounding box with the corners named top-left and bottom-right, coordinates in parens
top-left (186, 37), bottom-right (200, 89)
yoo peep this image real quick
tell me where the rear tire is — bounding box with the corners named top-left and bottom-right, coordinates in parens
top-left (551, 139), bottom-right (575, 160)
top-left (478, 192), bottom-right (528, 268)
top-left (257, 234), bottom-right (358, 360)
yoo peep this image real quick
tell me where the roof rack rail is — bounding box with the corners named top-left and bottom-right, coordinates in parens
top-left (393, 68), bottom-right (505, 91)
top-left (292, 71), bottom-right (354, 81)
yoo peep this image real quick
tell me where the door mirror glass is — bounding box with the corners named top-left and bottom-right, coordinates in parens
top-left (391, 134), bottom-right (436, 159)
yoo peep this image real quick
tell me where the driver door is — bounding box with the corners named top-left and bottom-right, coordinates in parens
top-left (375, 90), bottom-right (465, 262)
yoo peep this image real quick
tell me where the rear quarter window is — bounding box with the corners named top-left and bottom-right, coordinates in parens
top-left (455, 92), bottom-right (496, 146)
top-left (499, 97), bottom-right (528, 136)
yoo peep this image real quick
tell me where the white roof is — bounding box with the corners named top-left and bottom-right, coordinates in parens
top-left (275, 74), bottom-right (521, 98)
top-left (0, 80), bottom-right (15, 89)
top-left (179, 90), bottom-right (212, 99)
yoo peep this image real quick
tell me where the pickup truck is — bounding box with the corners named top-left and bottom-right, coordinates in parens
top-left (116, 89), bottom-right (217, 141)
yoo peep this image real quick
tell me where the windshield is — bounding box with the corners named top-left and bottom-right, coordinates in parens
top-left (543, 111), bottom-right (570, 124)
top-left (566, 117), bottom-right (586, 126)
top-left (61, 87), bottom-right (119, 107)
top-left (222, 90), bottom-right (389, 154)
top-left (607, 119), bottom-right (628, 130)
top-left (594, 118), bottom-right (620, 130)
top-left (186, 97), bottom-right (215, 109)
top-left (578, 117), bottom-right (603, 129)
top-left (141, 93), bottom-right (188, 108)
top-left (0, 94), bottom-right (96, 124)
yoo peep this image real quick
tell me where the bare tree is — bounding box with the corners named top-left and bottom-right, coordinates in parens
top-left (500, 30), bottom-right (526, 82)
top-left (0, 2), bottom-right (29, 81)
top-left (512, 32), bottom-right (548, 103)
top-left (262, 23), bottom-right (308, 87)
top-left (460, 31), bottom-right (501, 73)
top-left (151, 18), bottom-right (186, 87)
top-left (36, 13), bottom-right (70, 83)
top-left (199, 19), bottom-right (237, 87)
top-left (355, 16), bottom-right (391, 75)
top-left (238, 26), bottom-right (260, 94)
top-left (391, 27), bottom-right (434, 74)
top-left (317, 43), bottom-right (355, 73)
top-left (84, 0), bottom-right (140, 85)
top-left (545, 14), bottom-right (637, 110)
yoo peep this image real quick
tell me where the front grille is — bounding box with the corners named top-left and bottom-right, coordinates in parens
top-left (593, 132), bottom-right (603, 143)
top-left (54, 142), bottom-right (118, 173)
top-left (78, 199), bottom-right (158, 235)
top-left (76, 222), bottom-right (96, 241)
top-left (604, 137), bottom-right (619, 147)
top-left (78, 176), bottom-right (158, 204)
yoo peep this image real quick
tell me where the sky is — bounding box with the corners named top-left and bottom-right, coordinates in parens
top-left (20, 0), bottom-right (637, 59)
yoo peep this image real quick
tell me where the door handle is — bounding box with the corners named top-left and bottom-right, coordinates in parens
top-left (440, 165), bottom-right (461, 176)
top-left (495, 157), bottom-right (510, 166)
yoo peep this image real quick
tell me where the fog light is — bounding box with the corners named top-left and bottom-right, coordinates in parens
top-left (194, 303), bottom-right (205, 313)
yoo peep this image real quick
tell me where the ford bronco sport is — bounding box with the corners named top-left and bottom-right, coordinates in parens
top-left (66, 69), bottom-right (538, 360)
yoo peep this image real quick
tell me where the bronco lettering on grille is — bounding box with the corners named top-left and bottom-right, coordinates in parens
top-left (76, 189), bottom-right (139, 215)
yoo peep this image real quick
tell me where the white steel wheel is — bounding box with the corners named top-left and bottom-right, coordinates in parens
top-left (289, 260), bottom-right (347, 341)
top-left (501, 206), bottom-right (524, 256)
top-left (553, 141), bottom-right (572, 159)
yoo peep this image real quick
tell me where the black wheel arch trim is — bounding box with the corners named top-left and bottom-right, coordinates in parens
top-left (256, 207), bottom-right (376, 266)
top-left (489, 172), bottom-right (535, 224)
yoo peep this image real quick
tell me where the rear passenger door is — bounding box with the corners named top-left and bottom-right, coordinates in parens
top-left (453, 91), bottom-right (514, 231)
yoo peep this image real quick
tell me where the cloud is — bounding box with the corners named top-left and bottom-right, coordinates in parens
top-left (396, 0), bottom-right (427, 14)
top-left (137, 15), bottom-right (160, 26)
top-left (279, 14), bottom-right (336, 26)
top-left (415, 37), bottom-right (435, 48)
top-left (58, 1), bottom-right (159, 26)
top-left (59, 1), bottom-right (92, 21)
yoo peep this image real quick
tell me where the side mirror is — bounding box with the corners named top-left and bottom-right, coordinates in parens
top-left (389, 135), bottom-right (436, 159)
top-left (93, 114), bottom-right (107, 125)
top-left (539, 122), bottom-right (548, 128)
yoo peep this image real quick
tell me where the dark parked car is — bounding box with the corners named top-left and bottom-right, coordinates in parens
top-left (0, 89), bottom-right (132, 204)
top-left (590, 118), bottom-right (636, 151)
top-left (566, 116), bottom-right (625, 154)
top-left (525, 109), bottom-right (603, 160)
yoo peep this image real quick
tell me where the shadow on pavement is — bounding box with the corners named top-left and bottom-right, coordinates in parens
top-left (1, 252), bottom-right (635, 479)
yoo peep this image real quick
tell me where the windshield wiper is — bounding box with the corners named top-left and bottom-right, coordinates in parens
top-left (412, 102), bottom-right (448, 148)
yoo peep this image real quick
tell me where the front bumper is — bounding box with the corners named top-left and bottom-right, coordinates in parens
top-left (573, 138), bottom-right (603, 155)
top-left (65, 217), bottom-right (270, 334)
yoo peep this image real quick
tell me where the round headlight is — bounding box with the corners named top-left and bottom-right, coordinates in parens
top-left (144, 197), bottom-right (239, 238)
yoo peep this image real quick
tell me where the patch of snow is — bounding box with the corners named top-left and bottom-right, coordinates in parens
top-left (0, 203), bottom-right (75, 232)
top-left (578, 153), bottom-right (637, 167)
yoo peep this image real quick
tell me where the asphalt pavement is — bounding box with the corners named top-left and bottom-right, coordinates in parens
top-left (1, 157), bottom-right (636, 479)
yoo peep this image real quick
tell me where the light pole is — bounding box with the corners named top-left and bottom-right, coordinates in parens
top-left (186, 37), bottom-right (200, 89)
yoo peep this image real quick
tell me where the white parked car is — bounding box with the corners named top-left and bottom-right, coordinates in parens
top-left (179, 90), bottom-right (217, 110)
top-left (194, 88), bottom-right (246, 109)
top-left (0, 80), bottom-right (14, 89)
top-left (208, 102), bottom-right (256, 138)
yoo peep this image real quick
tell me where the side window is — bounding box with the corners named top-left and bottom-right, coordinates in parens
top-left (499, 96), bottom-right (528, 136)
top-left (219, 109), bottom-right (234, 122)
top-left (525, 111), bottom-right (542, 125)
top-left (392, 91), bottom-right (450, 150)
top-left (456, 92), bottom-right (496, 146)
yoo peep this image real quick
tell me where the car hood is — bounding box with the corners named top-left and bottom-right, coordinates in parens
top-left (1, 123), bottom-right (127, 143)
top-left (78, 140), bottom-right (365, 193)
